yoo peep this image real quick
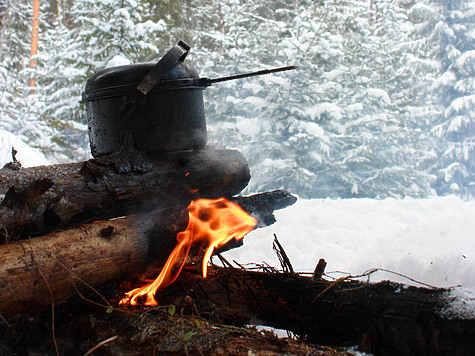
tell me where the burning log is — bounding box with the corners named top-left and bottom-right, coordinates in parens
top-left (0, 191), bottom-right (296, 317)
top-left (119, 198), bottom-right (258, 306)
top-left (159, 266), bottom-right (475, 356)
top-left (0, 147), bottom-right (250, 242)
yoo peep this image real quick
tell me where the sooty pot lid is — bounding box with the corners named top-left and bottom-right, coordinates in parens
top-left (84, 61), bottom-right (200, 93)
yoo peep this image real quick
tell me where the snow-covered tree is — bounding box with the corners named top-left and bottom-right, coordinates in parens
top-left (0, 1), bottom-right (53, 158)
top-left (0, 0), bottom-right (472, 200)
top-left (187, 0), bottom-right (438, 198)
top-left (34, 0), bottom-right (171, 161)
top-left (419, 0), bottom-right (475, 199)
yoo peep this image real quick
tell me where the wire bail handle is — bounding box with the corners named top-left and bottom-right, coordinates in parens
top-left (137, 40), bottom-right (191, 95)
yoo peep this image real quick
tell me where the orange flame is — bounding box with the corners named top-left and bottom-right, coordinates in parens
top-left (119, 198), bottom-right (257, 306)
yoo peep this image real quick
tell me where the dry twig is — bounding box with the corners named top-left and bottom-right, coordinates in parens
top-left (272, 234), bottom-right (294, 273)
top-left (29, 241), bottom-right (60, 356)
top-left (0, 312), bottom-right (11, 329)
top-left (83, 335), bottom-right (118, 356)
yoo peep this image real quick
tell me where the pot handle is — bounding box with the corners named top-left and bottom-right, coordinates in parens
top-left (137, 40), bottom-right (190, 95)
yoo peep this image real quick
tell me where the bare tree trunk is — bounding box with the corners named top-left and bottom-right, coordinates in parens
top-left (29, 0), bottom-right (40, 87)
top-left (0, 0), bottom-right (7, 31)
top-left (0, 0), bottom-right (10, 53)
top-left (55, 0), bottom-right (62, 25)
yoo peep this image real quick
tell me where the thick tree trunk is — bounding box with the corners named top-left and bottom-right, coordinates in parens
top-left (159, 266), bottom-right (475, 356)
top-left (0, 190), bottom-right (296, 318)
top-left (0, 147), bottom-right (250, 242)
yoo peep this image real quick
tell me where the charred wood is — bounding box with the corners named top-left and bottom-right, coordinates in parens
top-left (0, 147), bottom-right (250, 242)
top-left (160, 266), bottom-right (475, 356)
top-left (0, 191), bottom-right (296, 317)
top-left (144, 190), bottom-right (298, 255)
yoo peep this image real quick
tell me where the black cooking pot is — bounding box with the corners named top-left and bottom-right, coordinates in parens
top-left (82, 40), bottom-right (297, 157)
top-left (82, 41), bottom-right (207, 157)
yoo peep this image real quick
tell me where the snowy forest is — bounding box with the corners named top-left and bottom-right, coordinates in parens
top-left (0, 0), bottom-right (473, 200)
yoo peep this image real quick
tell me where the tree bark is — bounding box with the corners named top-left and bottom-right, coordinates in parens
top-left (159, 266), bottom-right (475, 356)
top-left (0, 147), bottom-right (250, 242)
top-left (0, 190), bottom-right (296, 318)
top-left (0, 213), bottom-right (155, 317)
top-left (29, 0), bottom-right (40, 87)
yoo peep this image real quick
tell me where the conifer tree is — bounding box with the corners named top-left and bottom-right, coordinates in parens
top-left (192, 0), bottom-right (437, 198)
top-left (0, 1), bottom-right (52, 157)
top-left (0, 0), bottom-right (471, 199)
top-left (425, 0), bottom-right (475, 199)
top-left (36, 0), bottom-right (169, 161)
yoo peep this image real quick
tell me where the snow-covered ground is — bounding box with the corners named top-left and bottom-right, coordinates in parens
top-left (224, 196), bottom-right (475, 317)
top-left (226, 197), bottom-right (474, 288)
top-left (0, 129), bottom-right (50, 167)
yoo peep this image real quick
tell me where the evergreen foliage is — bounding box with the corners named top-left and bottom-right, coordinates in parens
top-left (0, 1), bottom-right (53, 156)
top-left (423, 0), bottom-right (475, 199)
top-left (0, 0), bottom-right (473, 199)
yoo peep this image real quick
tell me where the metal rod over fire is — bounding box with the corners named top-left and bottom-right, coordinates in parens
top-left (202, 65), bottom-right (298, 85)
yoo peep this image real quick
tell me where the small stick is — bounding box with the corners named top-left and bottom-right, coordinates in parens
top-left (312, 276), bottom-right (349, 302)
top-left (216, 253), bottom-right (234, 268)
top-left (361, 268), bottom-right (439, 289)
top-left (83, 335), bottom-right (118, 356)
top-left (312, 258), bottom-right (327, 281)
top-left (0, 312), bottom-right (11, 329)
top-left (30, 244), bottom-right (59, 356)
top-left (272, 234), bottom-right (294, 274)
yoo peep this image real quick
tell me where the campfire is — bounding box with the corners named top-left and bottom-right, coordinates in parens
top-left (0, 41), bottom-right (472, 355)
top-left (120, 197), bottom-right (257, 306)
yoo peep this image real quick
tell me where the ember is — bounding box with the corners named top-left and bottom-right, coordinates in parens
top-left (119, 198), bottom-right (257, 306)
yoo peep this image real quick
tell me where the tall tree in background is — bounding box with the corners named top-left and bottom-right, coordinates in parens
top-left (0, 1), bottom-right (8, 50)
top-left (34, 0), bottom-right (170, 162)
top-left (192, 0), bottom-right (438, 198)
top-left (29, 0), bottom-right (40, 87)
top-left (0, 1), bottom-right (52, 156)
top-left (426, 0), bottom-right (475, 199)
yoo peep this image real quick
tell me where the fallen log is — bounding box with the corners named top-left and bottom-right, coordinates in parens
top-left (0, 147), bottom-right (250, 242)
top-left (158, 266), bottom-right (475, 356)
top-left (0, 213), bottom-right (154, 317)
top-left (0, 190), bottom-right (296, 317)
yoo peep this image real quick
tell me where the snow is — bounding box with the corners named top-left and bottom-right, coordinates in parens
top-left (106, 55), bottom-right (131, 68)
top-left (445, 95), bottom-right (475, 116)
top-left (347, 103), bottom-right (364, 112)
top-left (447, 115), bottom-right (471, 133)
top-left (305, 103), bottom-right (343, 121)
top-left (323, 69), bottom-right (346, 81)
top-left (134, 20), bottom-right (168, 37)
top-left (0, 130), bottom-right (50, 167)
top-left (432, 70), bottom-right (456, 89)
top-left (299, 121), bottom-right (325, 138)
top-left (236, 118), bottom-right (260, 137)
top-left (224, 195), bottom-right (475, 318)
top-left (366, 88), bottom-right (391, 105)
top-left (455, 50), bottom-right (475, 76)
top-left (443, 287), bottom-right (475, 319)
